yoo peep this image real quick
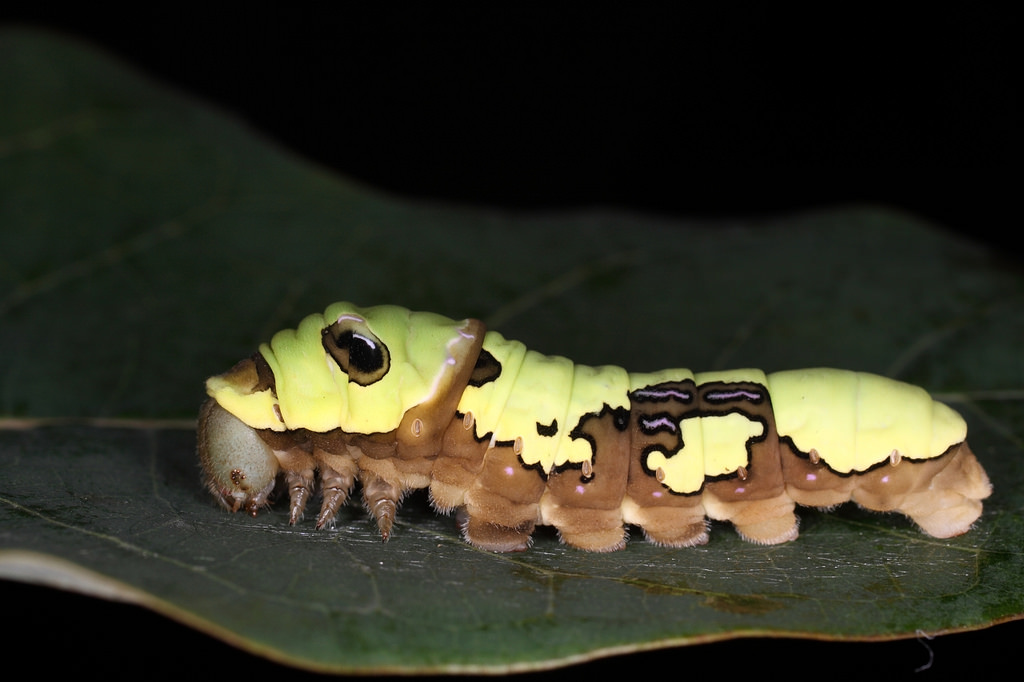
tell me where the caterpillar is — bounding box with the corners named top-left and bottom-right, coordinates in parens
top-left (197, 302), bottom-right (992, 552)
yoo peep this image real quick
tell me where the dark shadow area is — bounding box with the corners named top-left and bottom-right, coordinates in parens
top-left (3, 579), bottom-right (1020, 679)
top-left (2, 9), bottom-right (1016, 255)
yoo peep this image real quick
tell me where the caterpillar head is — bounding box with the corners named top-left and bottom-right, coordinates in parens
top-left (197, 398), bottom-right (279, 515)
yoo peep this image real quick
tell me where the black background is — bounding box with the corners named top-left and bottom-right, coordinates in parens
top-left (4, 9), bottom-right (1017, 247)
top-left (2, 7), bottom-right (1019, 680)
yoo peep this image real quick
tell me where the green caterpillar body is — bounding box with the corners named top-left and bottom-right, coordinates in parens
top-left (198, 302), bottom-right (991, 552)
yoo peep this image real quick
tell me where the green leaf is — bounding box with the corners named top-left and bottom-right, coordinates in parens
top-left (1, 28), bottom-right (1022, 674)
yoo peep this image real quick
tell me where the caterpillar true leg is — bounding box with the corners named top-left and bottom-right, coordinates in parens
top-left (313, 459), bottom-right (358, 529)
top-left (198, 303), bottom-right (992, 551)
top-left (359, 472), bottom-right (401, 541)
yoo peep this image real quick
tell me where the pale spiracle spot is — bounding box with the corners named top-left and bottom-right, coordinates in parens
top-left (411, 418), bottom-right (423, 437)
top-left (513, 436), bottom-right (523, 456)
top-left (889, 449), bottom-right (902, 466)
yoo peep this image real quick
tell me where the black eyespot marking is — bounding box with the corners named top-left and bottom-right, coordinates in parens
top-left (469, 349), bottom-right (502, 387)
top-left (536, 419), bottom-right (558, 437)
top-left (343, 331), bottom-right (384, 373)
top-left (322, 318), bottom-right (390, 386)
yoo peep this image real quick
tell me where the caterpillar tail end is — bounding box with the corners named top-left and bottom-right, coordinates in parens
top-left (901, 440), bottom-right (993, 538)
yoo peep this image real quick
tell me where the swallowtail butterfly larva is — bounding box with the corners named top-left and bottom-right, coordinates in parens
top-left (198, 303), bottom-right (991, 552)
